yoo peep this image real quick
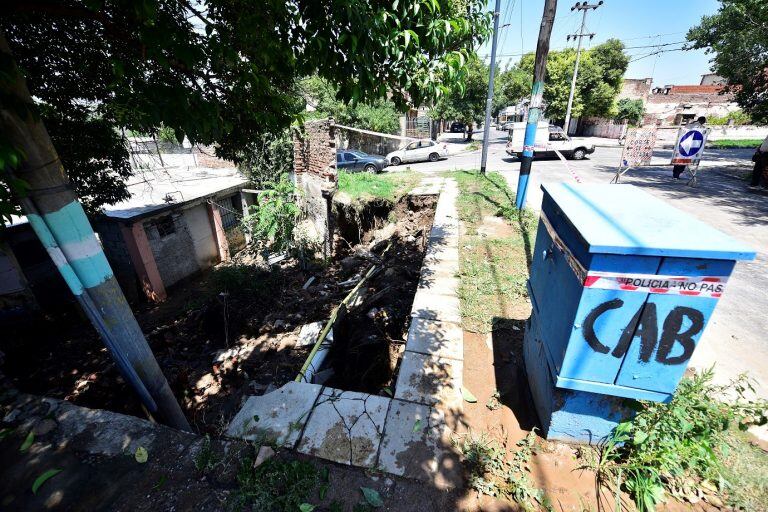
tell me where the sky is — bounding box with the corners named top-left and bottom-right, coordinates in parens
top-left (477, 0), bottom-right (722, 86)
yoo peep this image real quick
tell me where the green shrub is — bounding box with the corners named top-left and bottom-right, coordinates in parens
top-left (242, 175), bottom-right (300, 255)
top-left (589, 369), bottom-right (767, 511)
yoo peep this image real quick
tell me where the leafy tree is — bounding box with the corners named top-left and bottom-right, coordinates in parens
top-left (1, 0), bottom-right (490, 220)
top-left (518, 39), bottom-right (629, 121)
top-left (615, 98), bottom-right (645, 126)
top-left (301, 76), bottom-right (402, 135)
top-left (687, 0), bottom-right (768, 124)
top-left (430, 54), bottom-right (488, 139)
top-left (493, 65), bottom-right (531, 115)
top-left (707, 109), bottom-right (752, 126)
top-left (237, 130), bottom-right (294, 188)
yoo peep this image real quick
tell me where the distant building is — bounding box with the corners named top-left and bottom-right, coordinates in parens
top-left (618, 78), bottom-right (653, 102)
top-left (645, 82), bottom-right (738, 126)
top-left (700, 73), bottom-right (726, 86)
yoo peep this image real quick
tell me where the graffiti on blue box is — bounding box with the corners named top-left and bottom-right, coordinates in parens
top-left (583, 298), bottom-right (705, 366)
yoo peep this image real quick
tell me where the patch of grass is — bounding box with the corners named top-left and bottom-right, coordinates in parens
top-left (586, 369), bottom-right (768, 512)
top-left (466, 141), bottom-right (481, 152)
top-left (232, 456), bottom-right (319, 512)
top-left (194, 434), bottom-right (219, 472)
top-left (336, 170), bottom-right (419, 203)
top-left (709, 138), bottom-right (762, 149)
top-left (720, 430), bottom-right (768, 510)
top-left (450, 170), bottom-right (537, 333)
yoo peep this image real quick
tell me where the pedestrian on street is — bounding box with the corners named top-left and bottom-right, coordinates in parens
top-left (673, 116), bottom-right (707, 179)
top-left (750, 134), bottom-right (768, 189)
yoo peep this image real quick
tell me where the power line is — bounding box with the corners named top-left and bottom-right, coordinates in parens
top-left (564, 1), bottom-right (603, 132)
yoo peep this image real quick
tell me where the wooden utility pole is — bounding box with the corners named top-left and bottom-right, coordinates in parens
top-left (480, 0), bottom-right (502, 175)
top-left (515, 0), bottom-right (558, 209)
top-left (0, 33), bottom-right (191, 431)
top-left (563, 1), bottom-right (603, 133)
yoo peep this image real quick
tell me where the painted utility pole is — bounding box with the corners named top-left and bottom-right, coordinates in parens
top-left (480, 0), bottom-right (502, 175)
top-left (563, 1), bottom-right (602, 134)
top-left (0, 34), bottom-right (191, 431)
top-left (515, 0), bottom-right (558, 210)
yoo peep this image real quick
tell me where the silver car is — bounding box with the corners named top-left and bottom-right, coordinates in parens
top-left (387, 139), bottom-right (449, 165)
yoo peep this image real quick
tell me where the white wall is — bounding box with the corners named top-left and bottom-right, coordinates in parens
top-left (184, 204), bottom-right (219, 268)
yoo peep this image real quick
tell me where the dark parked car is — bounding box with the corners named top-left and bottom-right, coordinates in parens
top-left (336, 150), bottom-right (388, 173)
top-left (450, 121), bottom-right (465, 133)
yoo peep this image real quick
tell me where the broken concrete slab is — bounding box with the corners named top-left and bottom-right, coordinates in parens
top-left (297, 388), bottom-right (389, 468)
top-left (378, 400), bottom-right (463, 489)
top-left (296, 321), bottom-right (324, 347)
top-left (394, 351), bottom-right (463, 408)
top-left (406, 318), bottom-right (463, 361)
top-left (411, 288), bottom-right (462, 324)
top-left (226, 381), bottom-right (322, 447)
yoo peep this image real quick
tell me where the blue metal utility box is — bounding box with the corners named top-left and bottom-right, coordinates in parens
top-left (526, 183), bottom-right (755, 407)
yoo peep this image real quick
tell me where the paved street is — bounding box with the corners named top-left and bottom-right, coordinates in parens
top-left (389, 128), bottom-right (768, 394)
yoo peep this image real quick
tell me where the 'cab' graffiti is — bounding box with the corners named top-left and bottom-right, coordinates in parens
top-left (582, 299), bottom-right (704, 366)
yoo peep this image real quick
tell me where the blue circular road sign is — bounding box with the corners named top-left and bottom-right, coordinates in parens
top-left (678, 130), bottom-right (705, 157)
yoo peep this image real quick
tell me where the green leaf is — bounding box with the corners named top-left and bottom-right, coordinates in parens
top-left (135, 446), bottom-right (149, 463)
top-left (0, 427), bottom-right (13, 441)
top-left (360, 487), bottom-right (384, 508)
top-left (20, 431), bottom-right (34, 452)
top-left (299, 504), bottom-right (315, 512)
top-left (413, 419), bottom-right (423, 433)
top-left (32, 468), bottom-right (63, 494)
top-left (461, 387), bottom-right (477, 403)
top-left (319, 483), bottom-right (328, 500)
top-left (633, 431), bottom-right (649, 445)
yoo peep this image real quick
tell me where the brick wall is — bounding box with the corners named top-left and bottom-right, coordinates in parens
top-left (293, 118), bottom-right (337, 182)
top-left (292, 119), bottom-right (337, 258)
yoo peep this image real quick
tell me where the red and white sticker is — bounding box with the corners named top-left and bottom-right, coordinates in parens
top-left (583, 271), bottom-right (728, 298)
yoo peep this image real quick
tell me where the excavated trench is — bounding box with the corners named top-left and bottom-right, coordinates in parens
top-left (318, 194), bottom-right (437, 395)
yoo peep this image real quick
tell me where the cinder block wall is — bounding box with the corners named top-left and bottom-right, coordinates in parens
top-left (144, 213), bottom-right (201, 288)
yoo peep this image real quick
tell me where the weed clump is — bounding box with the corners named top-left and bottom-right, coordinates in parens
top-left (454, 430), bottom-right (544, 510)
top-left (588, 369), bottom-right (768, 511)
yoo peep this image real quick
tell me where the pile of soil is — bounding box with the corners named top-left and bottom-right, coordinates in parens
top-left (0, 193), bottom-right (435, 433)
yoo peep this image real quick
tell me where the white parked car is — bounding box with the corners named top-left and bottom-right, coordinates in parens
top-left (387, 139), bottom-right (448, 165)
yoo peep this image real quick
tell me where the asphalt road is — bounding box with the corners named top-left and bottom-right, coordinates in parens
top-left (388, 128), bottom-right (768, 395)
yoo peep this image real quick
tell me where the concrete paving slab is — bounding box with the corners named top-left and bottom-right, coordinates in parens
top-left (411, 288), bottom-right (462, 324)
top-left (405, 318), bottom-right (463, 361)
top-left (378, 400), bottom-right (463, 488)
top-left (407, 317), bottom-right (463, 360)
top-left (226, 381), bottom-right (322, 447)
top-left (424, 245), bottom-right (459, 264)
top-left (416, 273), bottom-right (460, 297)
top-left (297, 388), bottom-right (390, 468)
top-left (409, 185), bottom-right (441, 196)
top-left (394, 352), bottom-right (463, 408)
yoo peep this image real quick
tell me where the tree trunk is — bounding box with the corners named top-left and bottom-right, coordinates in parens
top-left (0, 32), bottom-right (190, 431)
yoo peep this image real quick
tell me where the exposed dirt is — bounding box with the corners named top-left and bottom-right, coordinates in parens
top-left (0, 193), bottom-right (435, 435)
top-left (325, 194), bottom-right (436, 394)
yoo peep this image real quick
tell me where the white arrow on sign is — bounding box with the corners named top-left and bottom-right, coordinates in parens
top-left (680, 132), bottom-right (703, 154)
